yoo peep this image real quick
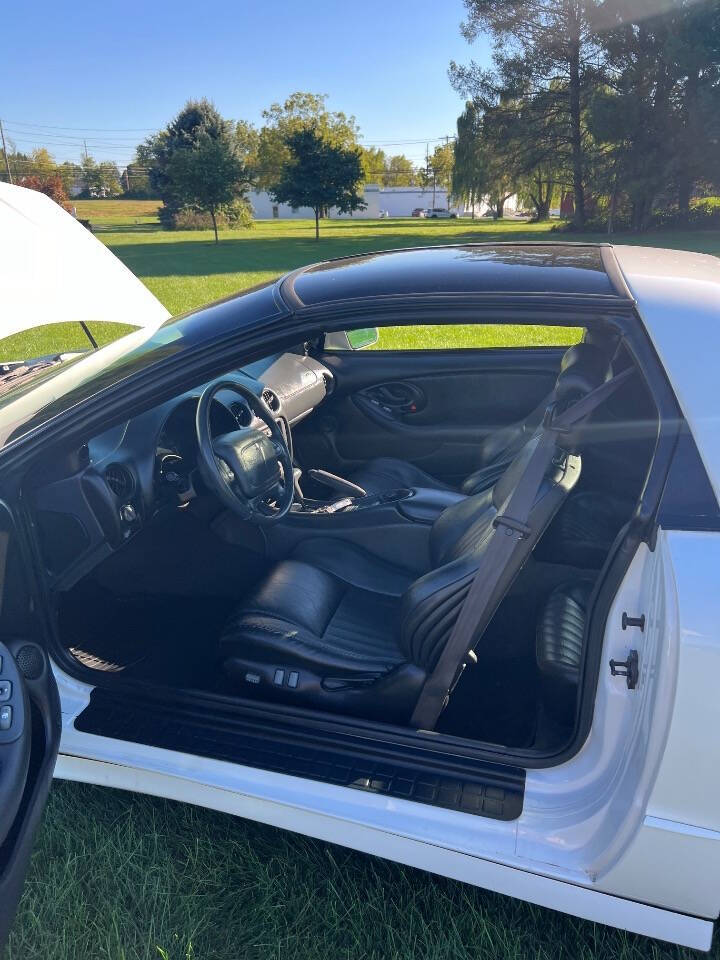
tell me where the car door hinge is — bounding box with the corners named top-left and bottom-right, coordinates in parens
top-left (621, 611), bottom-right (645, 631)
top-left (609, 650), bottom-right (639, 690)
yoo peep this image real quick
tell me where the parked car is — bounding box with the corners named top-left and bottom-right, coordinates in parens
top-left (426, 207), bottom-right (458, 218)
top-left (411, 207), bottom-right (426, 218)
top-left (1, 181), bottom-right (720, 952)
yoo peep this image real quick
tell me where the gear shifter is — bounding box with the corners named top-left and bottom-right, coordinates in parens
top-left (306, 469), bottom-right (367, 498)
top-left (292, 467), bottom-right (305, 506)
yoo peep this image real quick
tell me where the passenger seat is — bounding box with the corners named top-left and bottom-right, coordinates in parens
top-left (349, 342), bottom-right (609, 498)
top-left (536, 580), bottom-right (594, 726)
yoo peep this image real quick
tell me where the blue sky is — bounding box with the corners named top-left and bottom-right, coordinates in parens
top-left (3, 0), bottom-right (490, 169)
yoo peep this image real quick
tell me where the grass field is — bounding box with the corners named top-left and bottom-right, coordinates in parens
top-left (6, 203), bottom-right (720, 959)
top-left (5, 205), bottom-right (718, 359)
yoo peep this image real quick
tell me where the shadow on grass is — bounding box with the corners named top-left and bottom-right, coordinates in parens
top-left (101, 220), bottom-right (718, 282)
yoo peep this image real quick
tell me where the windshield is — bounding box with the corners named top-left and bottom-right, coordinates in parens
top-left (0, 280), bottom-right (281, 449)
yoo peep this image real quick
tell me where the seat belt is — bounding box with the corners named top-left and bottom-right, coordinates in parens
top-left (410, 367), bottom-right (635, 730)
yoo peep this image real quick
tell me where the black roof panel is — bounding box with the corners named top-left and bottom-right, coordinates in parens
top-left (290, 244), bottom-right (619, 306)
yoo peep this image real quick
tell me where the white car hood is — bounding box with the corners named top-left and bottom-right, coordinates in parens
top-left (0, 182), bottom-right (169, 345)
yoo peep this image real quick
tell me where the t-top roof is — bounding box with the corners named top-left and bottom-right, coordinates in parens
top-left (287, 244), bottom-right (623, 307)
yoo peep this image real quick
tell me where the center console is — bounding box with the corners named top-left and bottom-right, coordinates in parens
top-left (258, 466), bottom-right (467, 573)
top-left (285, 466), bottom-right (465, 525)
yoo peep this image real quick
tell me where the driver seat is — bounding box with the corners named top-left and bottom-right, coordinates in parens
top-left (219, 433), bottom-right (584, 723)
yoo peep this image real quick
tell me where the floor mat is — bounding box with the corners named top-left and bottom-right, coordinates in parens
top-left (60, 581), bottom-right (236, 689)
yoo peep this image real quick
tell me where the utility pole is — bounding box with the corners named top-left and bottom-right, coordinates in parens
top-left (444, 135), bottom-right (450, 210)
top-left (0, 120), bottom-right (13, 184)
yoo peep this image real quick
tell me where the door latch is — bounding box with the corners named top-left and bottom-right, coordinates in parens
top-left (609, 650), bottom-right (639, 689)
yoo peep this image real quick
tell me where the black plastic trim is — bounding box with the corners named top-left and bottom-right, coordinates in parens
top-left (656, 424), bottom-right (720, 531)
top-left (75, 687), bottom-right (525, 821)
top-left (568, 312), bottom-right (683, 759)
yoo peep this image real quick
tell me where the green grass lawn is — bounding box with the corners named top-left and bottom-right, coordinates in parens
top-left (6, 206), bottom-right (720, 959)
top-left (8, 781), bottom-right (704, 960)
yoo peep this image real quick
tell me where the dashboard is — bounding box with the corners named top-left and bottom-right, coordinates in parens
top-left (29, 349), bottom-right (334, 584)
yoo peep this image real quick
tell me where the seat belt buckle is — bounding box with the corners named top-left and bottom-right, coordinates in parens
top-left (492, 514), bottom-right (532, 539)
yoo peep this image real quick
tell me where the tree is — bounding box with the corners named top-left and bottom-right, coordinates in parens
top-left (429, 143), bottom-right (455, 195)
top-left (480, 95), bottom-right (566, 218)
top-left (142, 99), bottom-right (249, 238)
top-left (593, 0), bottom-right (720, 227)
top-left (78, 156), bottom-right (121, 197)
top-left (359, 146), bottom-right (387, 184)
top-left (167, 132), bottom-right (246, 242)
top-left (452, 102), bottom-right (487, 214)
top-left (384, 154), bottom-right (418, 186)
top-left (359, 148), bottom-right (418, 186)
top-left (17, 174), bottom-right (71, 210)
top-left (256, 92), bottom-right (360, 190)
top-left (29, 148), bottom-right (55, 176)
top-left (270, 127), bottom-right (365, 239)
top-left (57, 161), bottom-right (80, 196)
top-left (450, 0), bottom-right (603, 227)
top-left (418, 143), bottom-right (455, 205)
top-left (122, 158), bottom-right (153, 198)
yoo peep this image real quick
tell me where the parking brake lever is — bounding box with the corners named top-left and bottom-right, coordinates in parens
top-left (307, 469), bottom-right (366, 498)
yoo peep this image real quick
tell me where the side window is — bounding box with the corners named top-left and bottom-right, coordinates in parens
top-left (325, 324), bottom-right (583, 351)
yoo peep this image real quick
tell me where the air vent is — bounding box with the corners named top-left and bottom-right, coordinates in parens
top-left (105, 463), bottom-right (134, 499)
top-left (231, 401), bottom-right (253, 427)
top-left (322, 371), bottom-right (334, 396)
top-left (262, 388), bottom-right (280, 411)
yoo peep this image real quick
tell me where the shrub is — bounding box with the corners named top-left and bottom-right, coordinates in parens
top-left (18, 174), bottom-right (71, 212)
top-left (651, 197), bottom-right (720, 229)
top-left (172, 198), bottom-right (253, 231)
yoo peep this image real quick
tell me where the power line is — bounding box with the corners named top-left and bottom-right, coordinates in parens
top-left (6, 121), bottom-right (455, 148)
top-left (3, 119), bottom-right (159, 132)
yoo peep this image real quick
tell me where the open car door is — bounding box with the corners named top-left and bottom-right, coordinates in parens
top-left (0, 502), bottom-right (61, 953)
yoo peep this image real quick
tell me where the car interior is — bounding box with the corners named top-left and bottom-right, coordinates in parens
top-left (26, 320), bottom-right (659, 757)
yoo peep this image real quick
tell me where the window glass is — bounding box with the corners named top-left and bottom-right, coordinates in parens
top-left (329, 323), bottom-right (583, 351)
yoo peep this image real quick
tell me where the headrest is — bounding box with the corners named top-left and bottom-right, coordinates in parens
top-left (555, 343), bottom-right (611, 402)
top-left (584, 327), bottom-right (621, 355)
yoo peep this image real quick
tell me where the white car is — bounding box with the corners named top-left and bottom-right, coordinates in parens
top-left (426, 207), bottom-right (458, 218)
top-left (1, 182), bottom-right (720, 952)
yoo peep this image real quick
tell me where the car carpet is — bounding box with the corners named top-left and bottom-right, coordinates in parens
top-left (60, 579), bottom-right (236, 688)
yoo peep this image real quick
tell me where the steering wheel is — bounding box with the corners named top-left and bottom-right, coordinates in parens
top-left (195, 380), bottom-right (294, 525)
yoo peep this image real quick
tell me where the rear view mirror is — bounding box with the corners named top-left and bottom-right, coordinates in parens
top-left (324, 328), bottom-right (379, 351)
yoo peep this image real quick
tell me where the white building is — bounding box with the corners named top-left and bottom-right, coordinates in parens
top-left (249, 184), bottom-right (519, 220)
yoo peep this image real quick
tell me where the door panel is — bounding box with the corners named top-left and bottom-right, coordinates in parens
top-left (297, 348), bottom-right (564, 484)
top-left (0, 505), bottom-right (61, 953)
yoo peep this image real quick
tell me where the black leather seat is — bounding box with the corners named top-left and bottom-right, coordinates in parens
top-left (220, 539), bottom-right (423, 721)
top-left (349, 342), bottom-right (608, 498)
top-left (220, 434), bottom-right (583, 722)
top-left (536, 580), bottom-right (594, 726)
